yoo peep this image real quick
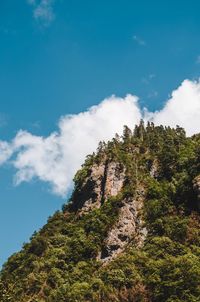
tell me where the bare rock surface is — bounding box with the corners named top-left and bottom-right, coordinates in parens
top-left (193, 175), bottom-right (200, 209)
top-left (99, 186), bottom-right (147, 262)
top-left (149, 159), bottom-right (159, 178)
top-left (77, 160), bottom-right (126, 214)
top-left (72, 156), bottom-right (147, 262)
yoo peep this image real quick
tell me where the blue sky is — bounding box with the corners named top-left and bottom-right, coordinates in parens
top-left (0, 0), bottom-right (200, 266)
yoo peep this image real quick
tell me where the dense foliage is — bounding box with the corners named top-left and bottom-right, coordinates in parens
top-left (1, 122), bottom-right (200, 302)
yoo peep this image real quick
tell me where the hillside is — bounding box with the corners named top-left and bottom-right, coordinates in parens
top-left (0, 121), bottom-right (200, 302)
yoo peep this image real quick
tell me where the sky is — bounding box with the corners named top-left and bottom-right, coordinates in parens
top-left (0, 0), bottom-right (200, 266)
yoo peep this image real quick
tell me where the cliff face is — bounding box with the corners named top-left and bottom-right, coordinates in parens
top-left (193, 175), bottom-right (200, 209)
top-left (1, 123), bottom-right (200, 302)
top-left (73, 160), bottom-right (126, 214)
top-left (99, 187), bottom-right (147, 262)
top-left (71, 158), bottom-right (147, 261)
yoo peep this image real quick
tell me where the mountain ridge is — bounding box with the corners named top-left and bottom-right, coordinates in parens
top-left (1, 122), bottom-right (200, 302)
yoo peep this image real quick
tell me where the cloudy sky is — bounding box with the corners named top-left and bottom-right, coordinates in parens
top-left (0, 0), bottom-right (200, 266)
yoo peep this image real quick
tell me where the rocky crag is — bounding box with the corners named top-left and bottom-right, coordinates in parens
top-left (71, 157), bottom-right (147, 262)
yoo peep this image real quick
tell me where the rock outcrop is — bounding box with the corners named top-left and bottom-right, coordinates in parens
top-left (193, 175), bottom-right (200, 209)
top-left (71, 156), bottom-right (147, 262)
top-left (73, 159), bottom-right (126, 214)
top-left (149, 159), bottom-right (159, 179)
top-left (99, 186), bottom-right (147, 262)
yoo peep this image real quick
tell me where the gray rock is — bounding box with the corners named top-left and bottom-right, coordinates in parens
top-left (72, 156), bottom-right (147, 262)
top-left (193, 175), bottom-right (200, 209)
top-left (99, 186), bottom-right (147, 262)
top-left (78, 160), bottom-right (125, 214)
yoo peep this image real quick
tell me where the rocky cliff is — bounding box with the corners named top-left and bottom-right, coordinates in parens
top-left (72, 160), bottom-right (126, 214)
top-left (70, 157), bottom-right (147, 262)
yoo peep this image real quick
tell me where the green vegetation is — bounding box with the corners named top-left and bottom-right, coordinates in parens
top-left (0, 122), bottom-right (200, 301)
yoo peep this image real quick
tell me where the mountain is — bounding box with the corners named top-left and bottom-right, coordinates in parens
top-left (1, 122), bottom-right (200, 302)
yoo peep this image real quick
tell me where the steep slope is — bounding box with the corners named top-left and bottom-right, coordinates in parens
top-left (1, 122), bottom-right (200, 302)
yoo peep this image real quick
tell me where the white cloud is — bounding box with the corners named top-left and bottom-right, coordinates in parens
top-left (27, 0), bottom-right (55, 25)
top-left (151, 79), bottom-right (200, 136)
top-left (0, 141), bottom-right (13, 165)
top-left (0, 95), bottom-right (141, 196)
top-left (0, 79), bottom-right (200, 197)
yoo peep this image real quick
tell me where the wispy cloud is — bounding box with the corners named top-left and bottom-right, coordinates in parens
top-left (147, 90), bottom-right (158, 99)
top-left (196, 55), bottom-right (200, 64)
top-left (27, 0), bottom-right (55, 26)
top-left (0, 79), bottom-right (200, 197)
top-left (0, 113), bottom-right (8, 128)
top-left (30, 121), bottom-right (41, 129)
top-left (133, 35), bottom-right (146, 46)
top-left (141, 74), bottom-right (156, 85)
